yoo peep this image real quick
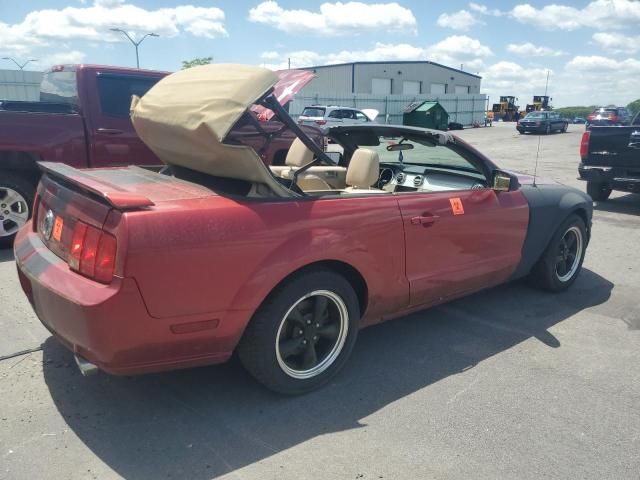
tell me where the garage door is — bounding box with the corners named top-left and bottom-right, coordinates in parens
top-left (430, 83), bottom-right (446, 94)
top-left (455, 85), bottom-right (469, 94)
top-left (372, 78), bottom-right (392, 94)
top-left (403, 80), bottom-right (421, 94)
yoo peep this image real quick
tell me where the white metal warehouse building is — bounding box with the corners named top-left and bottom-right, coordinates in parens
top-left (290, 61), bottom-right (486, 126)
top-left (0, 69), bottom-right (43, 101)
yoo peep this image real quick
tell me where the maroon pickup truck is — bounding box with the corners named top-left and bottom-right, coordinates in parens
top-left (0, 64), bottom-right (320, 247)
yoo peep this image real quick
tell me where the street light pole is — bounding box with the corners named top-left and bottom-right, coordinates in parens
top-left (2, 57), bottom-right (37, 70)
top-left (109, 28), bottom-right (159, 68)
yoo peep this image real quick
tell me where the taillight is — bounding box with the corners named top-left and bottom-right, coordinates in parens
top-left (315, 119), bottom-right (327, 125)
top-left (580, 131), bottom-right (590, 158)
top-left (68, 221), bottom-right (116, 284)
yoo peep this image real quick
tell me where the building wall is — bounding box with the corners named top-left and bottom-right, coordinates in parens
top-left (353, 63), bottom-right (481, 95)
top-left (0, 69), bottom-right (43, 101)
top-left (299, 64), bottom-right (352, 94)
top-left (299, 62), bottom-right (481, 96)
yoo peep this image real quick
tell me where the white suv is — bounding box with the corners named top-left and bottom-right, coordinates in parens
top-left (298, 105), bottom-right (378, 131)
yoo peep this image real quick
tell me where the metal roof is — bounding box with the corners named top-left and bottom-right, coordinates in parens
top-left (300, 61), bottom-right (482, 79)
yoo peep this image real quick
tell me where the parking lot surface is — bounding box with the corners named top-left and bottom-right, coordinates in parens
top-left (1, 122), bottom-right (639, 480)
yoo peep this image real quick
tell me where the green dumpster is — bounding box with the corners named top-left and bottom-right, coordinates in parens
top-left (403, 101), bottom-right (449, 130)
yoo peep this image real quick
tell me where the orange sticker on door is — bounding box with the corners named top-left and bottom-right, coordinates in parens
top-left (449, 197), bottom-right (465, 215)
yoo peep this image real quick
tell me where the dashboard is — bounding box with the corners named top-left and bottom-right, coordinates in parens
top-left (377, 164), bottom-right (487, 192)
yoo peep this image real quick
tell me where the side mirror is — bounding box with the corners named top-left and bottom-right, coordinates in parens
top-left (492, 170), bottom-right (518, 192)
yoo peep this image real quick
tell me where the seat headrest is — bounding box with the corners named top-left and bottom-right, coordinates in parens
top-left (285, 138), bottom-right (314, 167)
top-left (346, 149), bottom-right (379, 188)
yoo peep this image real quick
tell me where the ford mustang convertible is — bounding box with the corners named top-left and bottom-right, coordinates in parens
top-left (15, 65), bottom-right (593, 394)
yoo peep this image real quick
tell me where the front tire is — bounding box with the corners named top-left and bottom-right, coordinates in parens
top-left (237, 269), bottom-right (360, 394)
top-left (0, 173), bottom-right (35, 249)
top-left (528, 214), bottom-right (587, 292)
top-left (586, 181), bottom-right (612, 201)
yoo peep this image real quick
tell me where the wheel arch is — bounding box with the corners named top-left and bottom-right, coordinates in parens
top-left (256, 260), bottom-right (369, 320)
top-left (511, 185), bottom-right (593, 280)
top-left (0, 151), bottom-right (41, 185)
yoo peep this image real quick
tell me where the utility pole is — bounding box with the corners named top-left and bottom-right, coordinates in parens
top-left (109, 28), bottom-right (159, 68)
top-left (2, 57), bottom-right (37, 70)
top-left (288, 57), bottom-right (291, 70)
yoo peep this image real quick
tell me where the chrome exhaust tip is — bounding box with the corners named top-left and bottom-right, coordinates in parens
top-left (74, 354), bottom-right (99, 376)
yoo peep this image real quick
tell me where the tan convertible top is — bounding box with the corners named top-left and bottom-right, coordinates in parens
top-left (130, 64), bottom-right (290, 194)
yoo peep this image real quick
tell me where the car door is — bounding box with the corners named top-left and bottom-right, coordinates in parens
top-left (326, 109), bottom-right (344, 127)
top-left (86, 72), bottom-right (164, 168)
top-left (395, 147), bottom-right (529, 307)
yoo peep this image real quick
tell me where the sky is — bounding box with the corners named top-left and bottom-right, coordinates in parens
top-left (1, 0), bottom-right (639, 107)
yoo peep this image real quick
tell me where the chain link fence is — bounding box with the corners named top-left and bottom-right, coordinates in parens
top-left (290, 93), bottom-right (487, 126)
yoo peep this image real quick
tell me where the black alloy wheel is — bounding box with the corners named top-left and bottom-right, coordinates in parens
top-left (237, 269), bottom-right (360, 394)
top-left (528, 214), bottom-right (587, 292)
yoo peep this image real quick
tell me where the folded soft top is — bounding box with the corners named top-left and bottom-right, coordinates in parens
top-left (130, 64), bottom-right (286, 189)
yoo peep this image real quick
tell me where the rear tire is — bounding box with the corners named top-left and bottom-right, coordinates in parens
top-left (528, 214), bottom-right (587, 292)
top-left (0, 173), bottom-right (35, 249)
top-left (586, 181), bottom-right (612, 201)
top-left (237, 269), bottom-right (360, 394)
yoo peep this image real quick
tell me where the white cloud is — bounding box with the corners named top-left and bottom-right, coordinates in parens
top-left (468, 3), bottom-right (504, 16)
top-left (437, 10), bottom-right (480, 31)
top-left (592, 32), bottom-right (640, 54)
top-left (556, 55), bottom-right (640, 105)
top-left (41, 50), bottom-right (87, 66)
top-left (507, 43), bottom-right (566, 57)
top-left (480, 61), bottom-right (552, 106)
top-left (425, 35), bottom-right (492, 71)
top-left (248, 1), bottom-right (417, 35)
top-left (511, 0), bottom-right (640, 31)
top-left (260, 36), bottom-right (492, 74)
top-left (0, 0), bottom-right (227, 60)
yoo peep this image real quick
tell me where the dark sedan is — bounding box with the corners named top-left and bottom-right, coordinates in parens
top-left (517, 111), bottom-right (568, 134)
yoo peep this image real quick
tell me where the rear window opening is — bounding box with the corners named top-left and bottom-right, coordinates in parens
top-left (39, 71), bottom-right (78, 105)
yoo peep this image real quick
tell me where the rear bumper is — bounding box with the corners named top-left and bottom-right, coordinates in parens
top-left (578, 164), bottom-right (640, 192)
top-left (14, 225), bottom-right (248, 375)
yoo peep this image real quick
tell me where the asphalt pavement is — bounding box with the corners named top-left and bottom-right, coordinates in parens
top-left (1, 122), bottom-right (639, 480)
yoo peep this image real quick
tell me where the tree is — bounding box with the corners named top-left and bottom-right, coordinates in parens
top-left (554, 106), bottom-right (597, 119)
top-left (628, 99), bottom-right (640, 117)
top-left (181, 57), bottom-right (213, 70)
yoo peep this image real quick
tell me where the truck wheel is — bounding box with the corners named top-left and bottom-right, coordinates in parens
top-left (562, 123), bottom-right (568, 133)
top-left (528, 214), bottom-right (587, 292)
top-left (586, 181), bottom-right (612, 201)
top-left (0, 173), bottom-right (35, 249)
top-left (237, 269), bottom-right (360, 395)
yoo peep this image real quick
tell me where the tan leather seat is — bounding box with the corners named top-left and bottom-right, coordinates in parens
top-left (269, 138), bottom-right (346, 191)
top-left (286, 137), bottom-right (314, 167)
top-left (343, 149), bottom-right (387, 194)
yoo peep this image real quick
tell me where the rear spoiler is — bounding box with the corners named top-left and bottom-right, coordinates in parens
top-left (38, 162), bottom-right (154, 209)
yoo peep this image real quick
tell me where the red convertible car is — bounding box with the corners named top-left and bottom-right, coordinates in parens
top-left (15, 65), bottom-right (592, 394)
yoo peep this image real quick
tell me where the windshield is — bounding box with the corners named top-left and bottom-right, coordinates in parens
top-left (368, 135), bottom-right (480, 173)
top-left (39, 71), bottom-right (78, 105)
top-left (525, 113), bottom-right (546, 119)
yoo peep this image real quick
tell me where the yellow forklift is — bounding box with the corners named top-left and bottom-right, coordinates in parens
top-left (526, 95), bottom-right (552, 112)
top-left (491, 96), bottom-right (521, 122)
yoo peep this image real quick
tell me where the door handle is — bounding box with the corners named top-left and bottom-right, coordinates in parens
top-left (97, 128), bottom-right (124, 135)
top-left (411, 215), bottom-right (439, 226)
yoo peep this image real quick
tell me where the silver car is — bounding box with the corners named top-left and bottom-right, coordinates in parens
top-left (298, 105), bottom-right (378, 131)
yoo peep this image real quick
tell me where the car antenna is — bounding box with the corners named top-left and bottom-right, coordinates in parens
top-left (532, 69), bottom-right (550, 188)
